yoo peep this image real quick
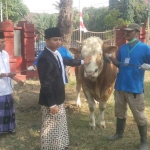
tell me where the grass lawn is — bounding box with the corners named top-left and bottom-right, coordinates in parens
top-left (0, 71), bottom-right (150, 150)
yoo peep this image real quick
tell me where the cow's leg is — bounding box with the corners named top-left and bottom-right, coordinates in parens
top-left (76, 82), bottom-right (82, 107)
top-left (84, 90), bottom-right (96, 129)
top-left (98, 100), bottom-right (106, 129)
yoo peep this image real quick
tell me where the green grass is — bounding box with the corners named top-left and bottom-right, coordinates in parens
top-left (0, 71), bottom-right (150, 150)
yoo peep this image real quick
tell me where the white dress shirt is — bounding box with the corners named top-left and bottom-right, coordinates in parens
top-left (46, 47), bottom-right (67, 84)
top-left (0, 50), bottom-right (13, 96)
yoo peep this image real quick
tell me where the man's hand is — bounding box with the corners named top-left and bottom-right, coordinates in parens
top-left (105, 53), bottom-right (113, 58)
top-left (139, 63), bottom-right (150, 70)
top-left (33, 65), bottom-right (37, 70)
top-left (50, 105), bottom-right (58, 115)
top-left (104, 53), bottom-right (120, 68)
top-left (104, 54), bottom-right (112, 63)
top-left (16, 79), bottom-right (24, 86)
top-left (12, 77), bottom-right (24, 85)
top-left (27, 66), bottom-right (36, 71)
top-left (83, 56), bottom-right (91, 65)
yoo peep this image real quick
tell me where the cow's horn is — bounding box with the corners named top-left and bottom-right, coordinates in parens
top-left (103, 39), bottom-right (111, 43)
top-left (76, 40), bottom-right (82, 45)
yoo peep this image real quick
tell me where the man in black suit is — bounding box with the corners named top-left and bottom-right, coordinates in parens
top-left (37, 27), bottom-right (90, 150)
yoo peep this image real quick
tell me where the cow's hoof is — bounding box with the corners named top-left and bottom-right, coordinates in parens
top-left (98, 122), bottom-right (106, 129)
top-left (76, 103), bottom-right (81, 107)
top-left (89, 123), bottom-right (96, 130)
top-left (89, 126), bottom-right (96, 130)
top-left (98, 124), bottom-right (106, 130)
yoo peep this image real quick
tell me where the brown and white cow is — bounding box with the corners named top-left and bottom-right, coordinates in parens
top-left (70, 36), bottom-right (118, 129)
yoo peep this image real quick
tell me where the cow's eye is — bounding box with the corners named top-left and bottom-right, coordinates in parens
top-left (95, 68), bottom-right (98, 72)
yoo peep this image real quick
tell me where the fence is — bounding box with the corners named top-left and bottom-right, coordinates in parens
top-left (34, 29), bottom-right (116, 56)
top-left (34, 29), bottom-right (45, 57)
top-left (71, 29), bottom-right (116, 47)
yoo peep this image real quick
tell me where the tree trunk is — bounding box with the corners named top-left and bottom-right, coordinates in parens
top-left (58, 0), bottom-right (73, 49)
top-left (58, 0), bottom-right (74, 78)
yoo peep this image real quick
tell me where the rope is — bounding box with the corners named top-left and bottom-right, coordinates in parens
top-left (115, 34), bottom-right (126, 45)
top-left (107, 58), bottom-right (150, 70)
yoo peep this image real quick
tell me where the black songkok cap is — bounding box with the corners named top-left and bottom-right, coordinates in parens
top-left (44, 27), bottom-right (61, 39)
top-left (0, 32), bottom-right (4, 39)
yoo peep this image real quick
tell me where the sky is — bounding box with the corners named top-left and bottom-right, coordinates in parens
top-left (23, 0), bottom-right (109, 14)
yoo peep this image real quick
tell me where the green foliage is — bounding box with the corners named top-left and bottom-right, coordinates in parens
top-left (52, 0), bottom-right (60, 11)
top-left (73, 6), bottom-right (129, 31)
top-left (72, 7), bottom-right (110, 31)
top-left (1, 0), bottom-right (29, 23)
top-left (49, 14), bottom-right (58, 27)
top-left (73, 8), bottom-right (80, 29)
top-left (47, 0), bottom-right (147, 32)
top-left (109, 0), bottom-right (148, 24)
top-left (33, 13), bottom-right (58, 35)
top-left (133, 0), bottom-right (148, 24)
top-left (104, 9), bottom-right (130, 30)
top-left (83, 7), bottom-right (109, 31)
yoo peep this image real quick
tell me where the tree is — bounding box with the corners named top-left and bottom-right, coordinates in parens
top-left (33, 13), bottom-right (58, 35)
top-left (82, 7), bottom-right (109, 31)
top-left (104, 8), bottom-right (130, 30)
top-left (52, 1), bottom-right (60, 11)
top-left (49, 14), bottom-right (58, 27)
top-left (72, 8), bottom-right (80, 29)
top-left (1, 0), bottom-right (29, 23)
top-left (109, 0), bottom-right (134, 22)
top-left (58, 0), bottom-right (73, 49)
top-left (133, 0), bottom-right (147, 24)
top-left (109, 0), bottom-right (147, 24)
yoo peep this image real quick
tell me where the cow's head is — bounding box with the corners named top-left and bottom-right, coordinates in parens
top-left (70, 37), bottom-right (117, 81)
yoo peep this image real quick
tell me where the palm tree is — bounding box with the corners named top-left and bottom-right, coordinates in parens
top-left (58, 0), bottom-right (73, 49)
top-left (33, 13), bottom-right (58, 35)
top-left (52, 1), bottom-right (60, 11)
top-left (57, 0), bottom-right (73, 78)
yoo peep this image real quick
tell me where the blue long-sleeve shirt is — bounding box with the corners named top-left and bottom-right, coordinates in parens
top-left (115, 41), bottom-right (150, 93)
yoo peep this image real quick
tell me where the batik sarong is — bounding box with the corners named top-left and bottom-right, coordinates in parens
top-left (0, 94), bottom-right (15, 133)
top-left (41, 104), bottom-right (69, 150)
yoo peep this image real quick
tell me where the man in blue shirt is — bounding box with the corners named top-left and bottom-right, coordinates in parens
top-left (107, 23), bottom-right (150, 150)
top-left (33, 45), bottom-right (73, 83)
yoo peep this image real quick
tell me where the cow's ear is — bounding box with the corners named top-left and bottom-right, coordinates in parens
top-left (102, 42), bottom-right (108, 49)
top-left (103, 45), bottom-right (118, 54)
top-left (69, 47), bottom-right (81, 55)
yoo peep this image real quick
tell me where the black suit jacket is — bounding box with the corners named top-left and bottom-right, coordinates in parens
top-left (37, 47), bottom-right (81, 107)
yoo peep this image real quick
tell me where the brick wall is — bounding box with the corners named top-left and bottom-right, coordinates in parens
top-left (0, 20), bottom-right (37, 80)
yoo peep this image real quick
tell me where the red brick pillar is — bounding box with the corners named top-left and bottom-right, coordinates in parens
top-left (17, 21), bottom-right (37, 79)
top-left (0, 20), bottom-right (17, 72)
top-left (140, 25), bottom-right (146, 43)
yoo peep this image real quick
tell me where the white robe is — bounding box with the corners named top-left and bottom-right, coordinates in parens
top-left (0, 50), bottom-right (13, 96)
